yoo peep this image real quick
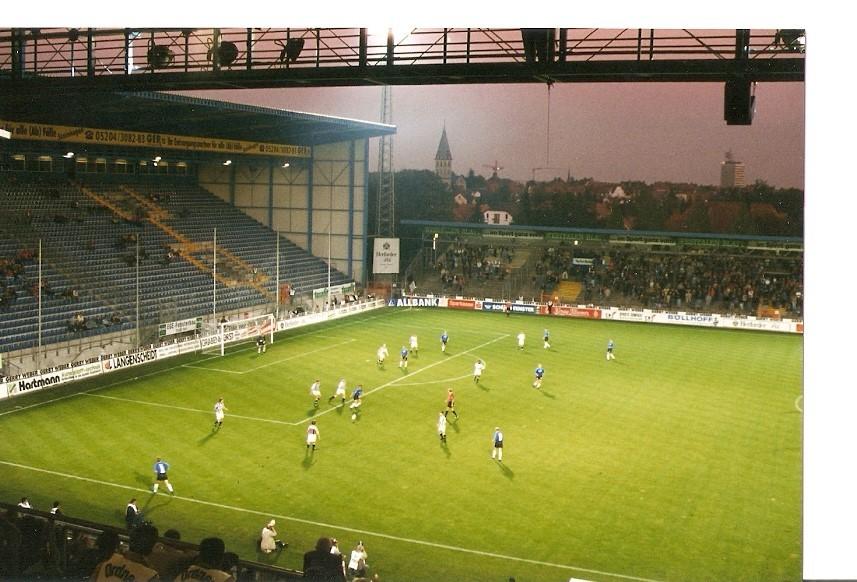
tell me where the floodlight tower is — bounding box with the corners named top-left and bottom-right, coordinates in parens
top-left (376, 83), bottom-right (395, 237)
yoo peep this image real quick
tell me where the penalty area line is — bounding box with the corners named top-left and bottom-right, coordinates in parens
top-left (0, 459), bottom-right (665, 582)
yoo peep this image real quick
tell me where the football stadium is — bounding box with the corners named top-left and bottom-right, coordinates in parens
top-left (0, 28), bottom-right (804, 582)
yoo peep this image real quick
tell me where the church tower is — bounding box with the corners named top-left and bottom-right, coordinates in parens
top-left (435, 126), bottom-right (452, 189)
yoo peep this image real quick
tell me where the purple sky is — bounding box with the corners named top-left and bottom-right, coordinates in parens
top-left (185, 80), bottom-right (805, 189)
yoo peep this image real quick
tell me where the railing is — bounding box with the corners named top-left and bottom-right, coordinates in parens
top-left (0, 501), bottom-right (304, 581)
top-left (0, 28), bottom-right (804, 82)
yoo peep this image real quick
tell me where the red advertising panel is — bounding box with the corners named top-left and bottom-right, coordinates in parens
top-left (448, 298), bottom-right (476, 310)
top-left (554, 305), bottom-right (602, 319)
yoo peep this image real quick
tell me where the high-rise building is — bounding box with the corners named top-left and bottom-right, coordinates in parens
top-left (720, 150), bottom-right (746, 188)
top-left (435, 126), bottom-right (452, 189)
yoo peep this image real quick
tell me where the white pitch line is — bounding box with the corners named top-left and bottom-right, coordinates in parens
top-left (394, 373), bottom-right (472, 386)
top-left (0, 459), bottom-right (666, 582)
top-left (0, 309), bottom-right (405, 419)
top-left (84, 393), bottom-right (294, 425)
top-left (295, 334), bottom-right (509, 425)
top-left (794, 394), bottom-right (803, 413)
top-left (183, 339), bottom-right (357, 374)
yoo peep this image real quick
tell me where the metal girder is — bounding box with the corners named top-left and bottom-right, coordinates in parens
top-left (0, 28), bottom-right (805, 95)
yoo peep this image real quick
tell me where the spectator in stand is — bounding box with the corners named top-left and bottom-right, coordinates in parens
top-left (91, 523), bottom-right (159, 582)
top-left (175, 537), bottom-right (235, 582)
top-left (302, 537), bottom-right (346, 581)
top-left (148, 529), bottom-right (194, 580)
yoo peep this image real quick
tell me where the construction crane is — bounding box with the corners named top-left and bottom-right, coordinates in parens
top-left (483, 160), bottom-right (504, 178)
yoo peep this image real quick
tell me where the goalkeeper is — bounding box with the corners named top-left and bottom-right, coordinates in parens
top-left (256, 335), bottom-right (267, 354)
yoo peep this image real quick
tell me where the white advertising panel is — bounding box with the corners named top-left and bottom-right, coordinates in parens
top-left (372, 238), bottom-right (400, 274)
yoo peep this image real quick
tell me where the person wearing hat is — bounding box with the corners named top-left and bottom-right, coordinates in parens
top-left (260, 519), bottom-right (286, 554)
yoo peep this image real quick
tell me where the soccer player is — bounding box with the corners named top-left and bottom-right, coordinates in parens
top-left (399, 345), bottom-right (409, 370)
top-left (473, 359), bottom-right (486, 383)
top-left (491, 427), bottom-right (504, 462)
top-left (329, 377), bottom-right (347, 404)
top-left (606, 339), bottom-right (616, 361)
top-left (306, 421), bottom-right (320, 451)
top-left (444, 388), bottom-right (459, 419)
top-left (543, 329), bottom-right (551, 349)
top-left (310, 379), bottom-right (322, 408)
top-left (152, 457), bottom-right (174, 494)
top-left (256, 335), bottom-right (267, 354)
top-left (533, 363), bottom-right (545, 389)
top-left (516, 331), bottom-right (526, 350)
top-left (376, 343), bottom-right (389, 368)
top-left (213, 397), bottom-right (228, 431)
top-left (409, 334), bottom-right (419, 357)
top-left (437, 411), bottom-right (447, 442)
top-left (440, 330), bottom-right (449, 353)
top-left (349, 384), bottom-right (364, 421)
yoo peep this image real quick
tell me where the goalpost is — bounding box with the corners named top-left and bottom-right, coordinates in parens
top-left (210, 313), bottom-right (275, 356)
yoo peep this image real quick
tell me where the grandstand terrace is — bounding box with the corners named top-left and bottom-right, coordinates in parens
top-left (1, 91), bottom-right (394, 372)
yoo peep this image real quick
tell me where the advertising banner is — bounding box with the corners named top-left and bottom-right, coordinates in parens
top-left (447, 298), bottom-right (476, 310)
top-left (387, 296), bottom-right (441, 307)
top-left (653, 313), bottom-right (722, 327)
top-left (482, 301), bottom-right (537, 314)
top-left (0, 119), bottom-right (311, 158)
top-left (553, 305), bottom-right (602, 319)
top-left (159, 317), bottom-right (202, 338)
top-left (601, 308), bottom-right (653, 323)
top-left (372, 238), bottom-right (400, 274)
top-left (101, 348), bottom-right (158, 372)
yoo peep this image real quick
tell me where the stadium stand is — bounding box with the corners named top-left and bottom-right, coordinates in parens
top-left (0, 501), bottom-right (305, 580)
top-left (0, 173), bottom-right (352, 353)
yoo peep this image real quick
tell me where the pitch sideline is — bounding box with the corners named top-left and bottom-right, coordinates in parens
top-left (0, 459), bottom-right (666, 582)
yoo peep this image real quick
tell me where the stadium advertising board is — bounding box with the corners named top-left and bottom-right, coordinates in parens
top-left (482, 301), bottom-right (537, 314)
top-left (601, 308), bottom-right (653, 322)
top-left (372, 238), bottom-right (400, 274)
top-left (101, 348), bottom-right (158, 372)
top-left (655, 312), bottom-right (722, 327)
top-left (159, 317), bottom-right (202, 338)
top-left (447, 298), bottom-right (476, 310)
top-left (552, 305), bottom-right (602, 319)
top-left (0, 380), bottom-right (7, 399)
top-left (0, 119), bottom-right (311, 158)
top-left (387, 296), bottom-right (443, 307)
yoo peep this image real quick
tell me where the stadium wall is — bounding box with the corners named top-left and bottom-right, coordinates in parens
top-left (198, 139), bottom-right (368, 284)
top-left (0, 299), bottom-right (385, 400)
top-left (385, 295), bottom-right (803, 333)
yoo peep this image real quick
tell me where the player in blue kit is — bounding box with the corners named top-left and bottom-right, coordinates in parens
top-left (533, 364), bottom-right (545, 389)
top-left (152, 458), bottom-right (174, 494)
top-left (606, 339), bottom-right (616, 361)
top-left (440, 331), bottom-right (449, 353)
top-left (349, 384), bottom-right (364, 421)
top-left (399, 346), bottom-right (409, 370)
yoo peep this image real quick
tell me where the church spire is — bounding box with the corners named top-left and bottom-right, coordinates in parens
top-left (435, 126), bottom-right (452, 189)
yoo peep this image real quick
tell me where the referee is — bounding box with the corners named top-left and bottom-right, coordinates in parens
top-left (152, 457), bottom-right (175, 494)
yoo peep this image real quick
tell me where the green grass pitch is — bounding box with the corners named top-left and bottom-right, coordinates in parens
top-left (0, 308), bottom-right (803, 582)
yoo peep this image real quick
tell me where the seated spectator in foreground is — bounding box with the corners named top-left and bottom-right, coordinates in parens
top-left (91, 523), bottom-right (159, 582)
top-left (147, 529), bottom-right (194, 579)
top-left (303, 537), bottom-right (346, 581)
top-left (175, 537), bottom-right (234, 582)
top-left (66, 530), bottom-right (119, 579)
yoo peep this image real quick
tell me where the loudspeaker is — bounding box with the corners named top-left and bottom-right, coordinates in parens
top-left (724, 79), bottom-right (755, 125)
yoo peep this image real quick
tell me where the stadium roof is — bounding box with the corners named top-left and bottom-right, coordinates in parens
top-left (0, 90), bottom-right (396, 148)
